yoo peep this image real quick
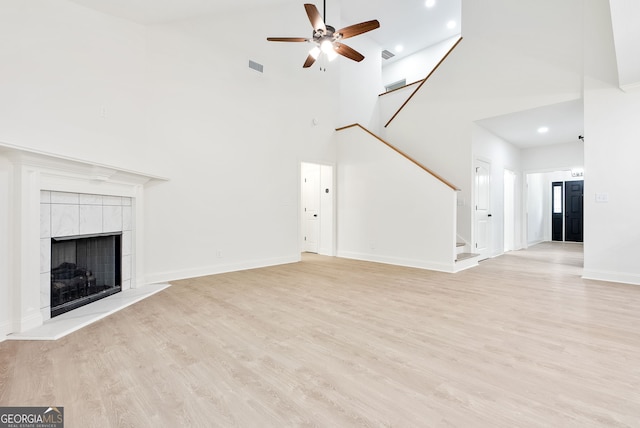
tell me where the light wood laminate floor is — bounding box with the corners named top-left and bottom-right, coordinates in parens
top-left (2, 242), bottom-right (640, 427)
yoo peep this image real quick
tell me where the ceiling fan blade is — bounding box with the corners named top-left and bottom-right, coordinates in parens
top-left (267, 37), bottom-right (309, 42)
top-left (337, 20), bottom-right (380, 39)
top-left (304, 3), bottom-right (326, 32)
top-left (333, 42), bottom-right (365, 62)
top-left (303, 54), bottom-right (317, 68)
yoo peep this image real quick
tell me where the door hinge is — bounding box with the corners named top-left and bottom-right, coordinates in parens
top-left (304, 236), bottom-right (307, 241)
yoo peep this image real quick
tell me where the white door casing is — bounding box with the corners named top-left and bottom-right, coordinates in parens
top-left (301, 163), bottom-right (320, 253)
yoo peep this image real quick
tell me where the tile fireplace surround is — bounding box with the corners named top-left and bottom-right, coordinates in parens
top-left (42, 190), bottom-right (132, 319)
top-left (0, 145), bottom-right (167, 340)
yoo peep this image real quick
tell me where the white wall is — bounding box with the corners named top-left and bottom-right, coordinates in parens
top-left (337, 126), bottom-right (457, 272)
top-left (583, 0), bottom-right (640, 284)
top-left (582, 0), bottom-right (640, 285)
top-left (583, 82), bottom-right (640, 284)
top-left (142, 5), bottom-right (341, 282)
top-left (472, 125), bottom-right (523, 256)
top-left (381, 35), bottom-right (461, 88)
top-left (338, 33), bottom-right (385, 131)
top-left (0, 0), bottom-right (152, 174)
top-left (523, 142), bottom-right (584, 172)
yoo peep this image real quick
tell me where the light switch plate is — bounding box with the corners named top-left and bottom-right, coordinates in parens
top-left (595, 193), bottom-right (609, 203)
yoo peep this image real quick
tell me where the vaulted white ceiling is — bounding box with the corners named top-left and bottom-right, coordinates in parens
top-left (68, 0), bottom-right (630, 150)
top-left (68, 0), bottom-right (461, 64)
top-left (69, 0), bottom-right (293, 25)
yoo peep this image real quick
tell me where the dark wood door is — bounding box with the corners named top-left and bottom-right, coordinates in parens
top-left (551, 181), bottom-right (563, 241)
top-left (564, 180), bottom-right (583, 242)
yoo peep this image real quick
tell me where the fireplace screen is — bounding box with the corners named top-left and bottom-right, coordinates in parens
top-left (50, 233), bottom-right (122, 317)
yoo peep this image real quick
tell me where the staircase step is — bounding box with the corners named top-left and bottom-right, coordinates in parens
top-left (455, 252), bottom-right (480, 262)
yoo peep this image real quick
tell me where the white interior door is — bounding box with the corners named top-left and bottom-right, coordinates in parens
top-left (475, 159), bottom-right (491, 260)
top-left (301, 162), bottom-right (335, 255)
top-left (301, 163), bottom-right (321, 253)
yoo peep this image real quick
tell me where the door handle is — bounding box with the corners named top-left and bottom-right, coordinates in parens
top-left (487, 214), bottom-right (492, 217)
top-left (313, 214), bottom-right (318, 217)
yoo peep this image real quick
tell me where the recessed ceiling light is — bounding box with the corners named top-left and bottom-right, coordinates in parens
top-left (537, 126), bottom-right (549, 134)
top-left (395, 44), bottom-right (404, 53)
top-left (425, 0), bottom-right (436, 8)
top-left (447, 20), bottom-right (457, 29)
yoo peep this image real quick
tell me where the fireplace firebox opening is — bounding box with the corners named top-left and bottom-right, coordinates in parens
top-left (50, 233), bottom-right (122, 317)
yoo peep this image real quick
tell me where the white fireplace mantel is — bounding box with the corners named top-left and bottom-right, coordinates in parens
top-left (0, 143), bottom-right (167, 336)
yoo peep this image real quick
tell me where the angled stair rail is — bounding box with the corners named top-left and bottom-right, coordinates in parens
top-left (384, 36), bottom-right (463, 128)
top-left (335, 123), bottom-right (460, 191)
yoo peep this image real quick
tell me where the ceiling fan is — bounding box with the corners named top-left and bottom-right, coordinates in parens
top-left (267, 1), bottom-right (380, 68)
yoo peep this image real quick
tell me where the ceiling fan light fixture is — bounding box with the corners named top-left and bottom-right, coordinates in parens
top-left (309, 46), bottom-right (321, 59)
top-left (326, 48), bottom-right (338, 61)
top-left (320, 39), bottom-right (334, 54)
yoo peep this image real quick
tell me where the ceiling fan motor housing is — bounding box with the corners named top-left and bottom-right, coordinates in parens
top-left (314, 25), bottom-right (337, 43)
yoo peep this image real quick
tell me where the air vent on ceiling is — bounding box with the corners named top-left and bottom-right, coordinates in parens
top-left (249, 60), bottom-right (264, 73)
top-left (381, 49), bottom-right (395, 60)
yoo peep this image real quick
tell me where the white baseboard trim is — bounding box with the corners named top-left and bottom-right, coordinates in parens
top-left (337, 251), bottom-right (455, 273)
top-left (582, 269), bottom-right (640, 286)
top-left (0, 319), bottom-right (11, 343)
top-left (144, 255), bottom-right (301, 284)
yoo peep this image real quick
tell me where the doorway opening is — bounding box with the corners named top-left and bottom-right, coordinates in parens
top-left (526, 171), bottom-right (583, 245)
top-left (300, 162), bottom-right (335, 255)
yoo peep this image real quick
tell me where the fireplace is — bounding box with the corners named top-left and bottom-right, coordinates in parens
top-left (0, 147), bottom-right (164, 339)
top-left (50, 233), bottom-right (122, 317)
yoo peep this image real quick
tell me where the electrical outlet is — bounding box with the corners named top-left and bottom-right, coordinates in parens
top-left (595, 193), bottom-right (608, 203)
